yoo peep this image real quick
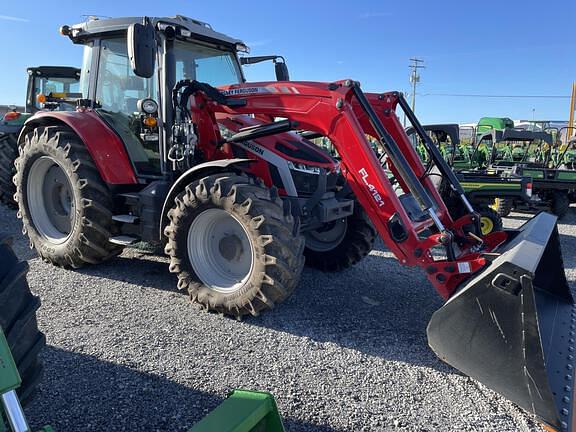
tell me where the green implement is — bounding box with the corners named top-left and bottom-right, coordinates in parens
top-left (189, 390), bottom-right (285, 432)
top-left (0, 329), bottom-right (52, 432)
top-left (476, 116), bottom-right (514, 134)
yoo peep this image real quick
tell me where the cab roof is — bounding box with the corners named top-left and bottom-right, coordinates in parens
top-left (68, 15), bottom-right (245, 48)
top-left (27, 66), bottom-right (81, 78)
top-left (477, 128), bottom-right (553, 145)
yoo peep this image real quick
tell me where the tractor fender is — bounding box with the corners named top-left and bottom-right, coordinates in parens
top-left (159, 158), bottom-right (254, 238)
top-left (18, 111), bottom-right (137, 185)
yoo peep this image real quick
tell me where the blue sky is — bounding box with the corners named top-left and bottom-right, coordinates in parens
top-left (0, 0), bottom-right (573, 124)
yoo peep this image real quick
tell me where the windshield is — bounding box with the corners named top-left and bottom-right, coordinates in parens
top-left (34, 76), bottom-right (80, 110)
top-left (173, 40), bottom-right (242, 87)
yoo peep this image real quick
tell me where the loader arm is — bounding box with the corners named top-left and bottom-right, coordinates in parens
top-left (356, 92), bottom-right (472, 228)
top-left (178, 79), bottom-right (576, 431)
top-left (183, 79), bottom-right (504, 299)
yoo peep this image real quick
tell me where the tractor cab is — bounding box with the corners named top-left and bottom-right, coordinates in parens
top-left (0, 66), bottom-right (80, 134)
top-left (26, 66), bottom-right (81, 113)
top-left (58, 16), bottom-right (247, 177)
top-left (59, 16), bottom-right (290, 178)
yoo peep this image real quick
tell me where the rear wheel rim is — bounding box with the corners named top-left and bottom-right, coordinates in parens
top-left (305, 218), bottom-right (347, 252)
top-left (480, 216), bottom-right (494, 235)
top-left (27, 156), bottom-right (75, 244)
top-left (187, 208), bottom-right (254, 293)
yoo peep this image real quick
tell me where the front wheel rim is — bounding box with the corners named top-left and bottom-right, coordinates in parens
top-left (305, 218), bottom-right (348, 252)
top-left (187, 208), bottom-right (254, 293)
top-left (26, 156), bottom-right (75, 244)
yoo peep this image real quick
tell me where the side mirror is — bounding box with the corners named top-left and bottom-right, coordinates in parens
top-left (275, 61), bottom-right (290, 81)
top-left (127, 19), bottom-right (156, 78)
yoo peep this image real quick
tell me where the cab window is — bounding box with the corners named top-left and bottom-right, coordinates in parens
top-left (95, 37), bottom-right (161, 176)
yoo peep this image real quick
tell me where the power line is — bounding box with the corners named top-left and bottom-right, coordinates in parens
top-left (419, 93), bottom-right (570, 99)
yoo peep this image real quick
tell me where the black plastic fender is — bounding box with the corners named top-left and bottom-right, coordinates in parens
top-left (159, 158), bottom-right (254, 239)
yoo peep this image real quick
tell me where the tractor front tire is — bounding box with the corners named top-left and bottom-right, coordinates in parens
top-left (164, 174), bottom-right (305, 318)
top-left (0, 236), bottom-right (45, 403)
top-left (0, 133), bottom-right (18, 208)
top-left (304, 204), bottom-right (376, 272)
top-left (477, 205), bottom-right (503, 235)
top-left (551, 191), bottom-right (570, 219)
top-left (14, 126), bottom-right (122, 268)
top-left (491, 197), bottom-right (513, 217)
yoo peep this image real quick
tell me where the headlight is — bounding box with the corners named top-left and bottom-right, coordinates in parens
top-left (287, 161), bottom-right (320, 174)
top-left (138, 98), bottom-right (158, 114)
top-left (218, 124), bottom-right (234, 140)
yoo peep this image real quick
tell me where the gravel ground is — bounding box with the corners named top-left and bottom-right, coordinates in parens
top-left (3, 202), bottom-right (576, 431)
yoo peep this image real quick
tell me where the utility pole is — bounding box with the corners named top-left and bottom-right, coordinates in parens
top-left (409, 58), bottom-right (425, 113)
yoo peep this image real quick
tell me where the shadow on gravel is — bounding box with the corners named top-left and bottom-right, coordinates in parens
top-left (61, 239), bottom-right (453, 373)
top-left (75, 254), bottom-right (180, 293)
top-left (70, 247), bottom-right (452, 373)
top-left (250, 251), bottom-right (452, 373)
top-left (27, 346), bottom-right (343, 432)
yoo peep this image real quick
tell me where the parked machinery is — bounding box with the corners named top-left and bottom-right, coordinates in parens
top-left (406, 123), bottom-right (532, 232)
top-left (0, 66), bottom-right (80, 207)
top-left (12, 16), bottom-right (576, 431)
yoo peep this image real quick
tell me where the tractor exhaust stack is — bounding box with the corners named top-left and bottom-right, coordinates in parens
top-left (428, 212), bottom-right (575, 431)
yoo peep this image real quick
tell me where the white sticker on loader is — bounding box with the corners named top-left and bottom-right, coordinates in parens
top-left (458, 262), bottom-right (471, 274)
top-left (359, 168), bottom-right (385, 207)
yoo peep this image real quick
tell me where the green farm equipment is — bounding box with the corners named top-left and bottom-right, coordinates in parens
top-left (0, 234), bottom-right (284, 432)
top-left (477, 127), bottom-right (576, 218)
top-left (0, 66), bottom-right (80, 207)
top-left (406, 124), bottom-right (532, 233)
top-left (0, 329), bottom-right (52, 432)
top-left (189, 390), bottom-right (285, 432)
top-left (0, 235), bottom-right (46, 432)
top-left (476, 116), bottom-right (514, 134)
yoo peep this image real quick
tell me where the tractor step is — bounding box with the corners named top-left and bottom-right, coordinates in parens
top-left (112, 214), bottom-right (139, 224)
top-left (109, 235), bottom-right (140, 246)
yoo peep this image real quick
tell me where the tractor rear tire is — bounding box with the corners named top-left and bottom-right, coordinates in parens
top-left (0, 133), bottom-right (18, 208)
top-left (304, 204), bottom-right (376, 272)
top-left (0, 236), bottom-right (45, 404)
top-left (477, 205), bottom-right (503, 235)
top-left (551, 191), bottom-right (570, 219)
top-left (491, 197), bottom-right (513, 217)
top-left (164, 174), bottom-right (305, 318)
top-left (14, 126), bottom-right (122, 268)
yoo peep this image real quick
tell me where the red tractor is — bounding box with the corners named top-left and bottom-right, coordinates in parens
top-left (12, 16), bottom-right (576, 431)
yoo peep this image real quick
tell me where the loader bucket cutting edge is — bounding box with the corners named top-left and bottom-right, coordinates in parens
top-left (427, 212), bottom-right (576, 431)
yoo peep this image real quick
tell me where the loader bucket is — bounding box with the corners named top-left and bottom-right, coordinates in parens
top-left (428, 212), bottom-right (576, 431)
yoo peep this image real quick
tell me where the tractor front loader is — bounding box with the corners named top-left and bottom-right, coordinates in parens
top-left (166, 75), bottom-right (576, 431)
top-left (13, 16), bottom-right (576, 430)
